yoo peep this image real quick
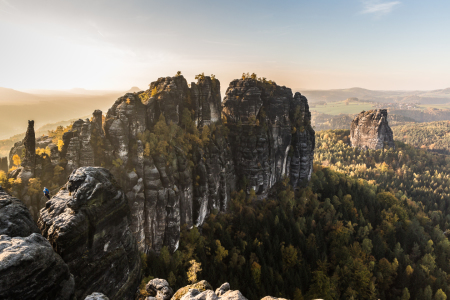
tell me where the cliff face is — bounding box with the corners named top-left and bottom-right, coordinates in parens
top-left (38, 167), bottom-right (141, 300)
top-left (0, 187), bottom-right (75, 300)
top-left (222, 78), bottom-right (315, 196)
top-left (0, 157), bottom-right (7, 173)
top-left (8, 75), bottom-right (314, 253)
top-left (350, 109), bottom-right (395, 150)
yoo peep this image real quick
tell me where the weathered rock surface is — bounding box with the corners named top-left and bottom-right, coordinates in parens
top-left (260, 297), bottom-right (288, 300)
top-left (0, 157), bottom-right (7, 172)
top-left (0, 187), bottom-right (40, 237)
top-left (8, 120), bottom-right (36, 183)
top-left (146, 278), bottom-right (174, 300)
top-left (8, 75), bottom-right (314, 253)
top-left (38, 167), bottom-right (141, 300)
top-left (179, 284), bottom-right (247, 300)
top-left (85, 293), bottom-right (110, 300)
top-left (350, 109), bottom-right (395, 150)
top-left (172, 280), bottom-right (213, 300)
top-left (0, 186), bottom-right (75, 300)
top-left (223, 78), bottom-right (315, 195)
top-left (215, 283), bottom-right (230, 296)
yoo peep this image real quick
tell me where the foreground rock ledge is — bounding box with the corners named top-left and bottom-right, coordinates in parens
top-left (0, 187), bottom-right (75, 300)
top-left (38, 167), bottom-right (141, 300)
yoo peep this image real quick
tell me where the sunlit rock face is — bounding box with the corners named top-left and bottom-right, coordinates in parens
top-left (222, 78), bottom-right (315, 197)
top-left (350, 109), bottom-right (395, 150)
top-left (0, 187), bottom-right (75, 300)
top-left (8, 75), bottom-right (315, 254)
top-left (101, 75), bottom-right (235, 253)
top-left (38, 167), bottom-right (141, 300)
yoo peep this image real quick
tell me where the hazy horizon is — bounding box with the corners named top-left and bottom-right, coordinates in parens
top-left (1, 0), bottom-right (450, 91)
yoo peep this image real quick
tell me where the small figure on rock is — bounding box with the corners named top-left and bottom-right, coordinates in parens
top-left (43, 187), bottom-right (50, 200)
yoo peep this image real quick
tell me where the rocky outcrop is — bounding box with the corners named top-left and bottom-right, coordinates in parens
top-left (0, 186), bottom-right (75, 300)
top-left (223, 78), bottom-right (314, 195)
top-left (8, 120), bottom-right (36, 183)
top-left (172, 280), bottom-right (213, 300)
top-left (8, 74), bottom-right (314, 253)
top-left (85, 293), bottom-right (110, 300)
top-left (350, 109), bottom-right (395, 150)
top-left (0, 157), bottom-right (7, 172)
top-left (0, 187), bottom-right (40, 237)
top-left (38, 167), bottom-right (141, 300)
top-left (146, 278), bottom-right (174, 300)
top-left (176, 281), bottom-right (247, 300)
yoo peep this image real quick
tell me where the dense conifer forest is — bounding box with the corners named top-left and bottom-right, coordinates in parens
top-left (140, 130), bottom-right (450, 300)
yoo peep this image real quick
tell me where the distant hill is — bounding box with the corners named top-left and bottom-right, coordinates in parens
top-left (0, 87), bottom-right (42, 103)
top-left (0, 88), bottom-right (134, 139)
top-left (298, 87), bottom-right (450, 104)
top-left (126, 86), bottom-right (142, 93)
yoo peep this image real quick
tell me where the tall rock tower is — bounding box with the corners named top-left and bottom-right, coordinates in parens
top-left (350, 109), bottom-right (395, 150)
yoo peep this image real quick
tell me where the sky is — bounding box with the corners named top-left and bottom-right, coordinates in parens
top-left (0, 0), bottom-right (449, 91)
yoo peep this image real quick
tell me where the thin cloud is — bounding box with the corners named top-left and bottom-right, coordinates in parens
top-left (360, 0), bottom-right (400, 16)
top-left (1, 0), bottom-right (16, 10)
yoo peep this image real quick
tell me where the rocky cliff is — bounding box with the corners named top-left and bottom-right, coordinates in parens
top-left (0, 157), bottom-right (7, 172)
top-left (7, 74), bottom-right (314, 253)
top-left (222, 77), bottom-right (315, 196)
top-left (0, 186), bottom-right (75, 300)
top-left (350, 109), bottom-right (395, 150)
top-left (38, 167), bottom-right (141, 300)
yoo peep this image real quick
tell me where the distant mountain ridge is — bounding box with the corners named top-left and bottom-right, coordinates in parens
top-left (298, 87), bottom-right (450, 104)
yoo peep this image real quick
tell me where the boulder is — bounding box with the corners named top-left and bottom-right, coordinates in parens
top-left (350, 109), bottom-right (395, 150)
top-left (146, 278), bottom-right (174, 300)
top-left (215, 283), bottom-right (230, 296)
top-left (179, 286), bottom-right (247, 300)
top-left (172, 280), bottom-right (213, 300)
top-left (0, 186), bottom-right (74, 300)
top-left (38, 167), bottom-right (141, 300)
top-left (85, 293), bottom-right (110, 300)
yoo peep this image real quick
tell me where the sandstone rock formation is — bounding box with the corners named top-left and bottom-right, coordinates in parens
top-left (145, 278), bottom-right (174, 300)
top-left (8, 120), bottom-right (36, 183)
top-left (350, 109), bottom-right (395, 150)
top-left (172, 280), bottom-right (213, 300)
top-left (223, 78), bottom-right (315, 196)
top-left (0, 157), bottom-right (7, 172)
top-left (85, 293), bottom-right (110, 300)
top-left (38, 167), bottom-right (141, 300)
top-left (0, 186), bottom-right (75, 300)
top-left (8, 74), bottom-right (314, 253)
top-left (178, 282), bottom-right (247, 300)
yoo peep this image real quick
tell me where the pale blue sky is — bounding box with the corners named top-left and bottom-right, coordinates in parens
top-left (0, 0), bottom-right (449, 90)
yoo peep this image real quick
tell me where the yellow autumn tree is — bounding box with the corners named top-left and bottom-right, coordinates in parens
top-left (13, 154), bottom-right (21, 166)
top-left (187, 260), bottom-right (202, 284)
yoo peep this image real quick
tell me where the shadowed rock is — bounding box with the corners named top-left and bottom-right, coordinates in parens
top-left (0, 186), bottom-right (75, 300)
top-left (38, 167), bottom-right (141, 300)
top-left (350, 109), bottom-right (395, 150)
top-left (223, 78), bottom-right (315, 194)
top-left (0, 157), bottom-right (7, 172)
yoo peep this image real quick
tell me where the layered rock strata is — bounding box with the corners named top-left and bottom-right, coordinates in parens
top-left (222, 78), bottom-right (315, 196)
top-left (0, 187), bottom-right (75, 300)
top-left (38, 167), bottom-right (141, 300)
top-left (350, 109), bottom-right (395, 150)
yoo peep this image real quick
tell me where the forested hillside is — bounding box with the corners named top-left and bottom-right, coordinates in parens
top-left (392, 121), bottom-right (450, 154)
top-left (140, 130), bottom-right (450, 300)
